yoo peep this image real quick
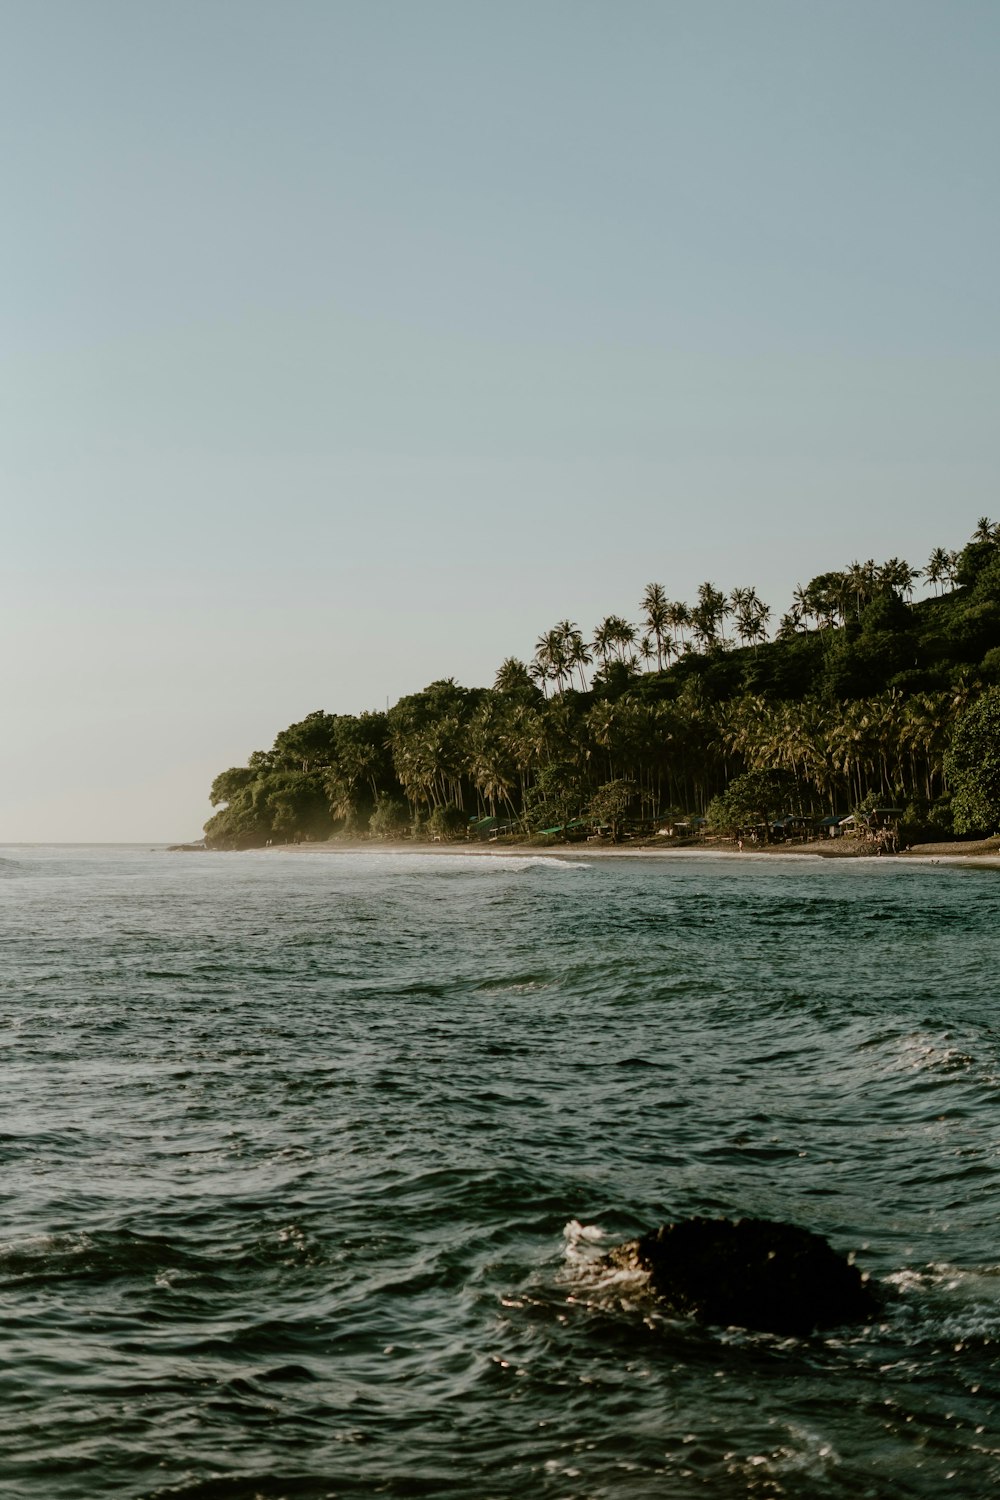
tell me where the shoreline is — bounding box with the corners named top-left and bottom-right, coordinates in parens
top-left (185, 835), bottom-right (1000, 867)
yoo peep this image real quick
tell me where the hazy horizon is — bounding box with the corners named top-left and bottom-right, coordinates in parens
top-left (4, 0), bottom-right (999, 842)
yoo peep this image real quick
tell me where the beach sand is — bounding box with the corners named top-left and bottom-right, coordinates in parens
top-left (226, 834), bottom-right (1000, 866)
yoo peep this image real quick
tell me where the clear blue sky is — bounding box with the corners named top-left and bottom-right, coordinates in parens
top-left (3, 0), bottom-right (998, 840)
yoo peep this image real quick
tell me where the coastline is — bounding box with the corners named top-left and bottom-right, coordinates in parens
top-left (191, 834), bottom-right (1000, 867)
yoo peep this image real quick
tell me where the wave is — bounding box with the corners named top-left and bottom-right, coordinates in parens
top-left (883, 1262), bottom-right (1000, 1346)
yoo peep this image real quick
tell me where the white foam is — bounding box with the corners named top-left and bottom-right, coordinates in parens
top-left (559, 1220), bottom-right (652, 1295)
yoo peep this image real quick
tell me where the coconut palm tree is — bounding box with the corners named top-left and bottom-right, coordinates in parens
top-left (494, 657), bottom-right (534, 694)
top-left (587, 700), bottom-right (620, 779)
top-left (554, 621), bottom-right (592, 690)
top-left (534, 627), bottom-right (574, 695)
top-left (528, 657), bottom-right (550, 698)
top-left (776, 606), bottom-right (804, 639)
top-left (692, 582), bottom-right (728, 650)
top-left (609, 615), bottom-right (638, 664)
top-left (666, 599), bottom-right (692, 651)
top-left (791, 584), bottom-right (814, 629)
top-left (924, 547), bottom-right (950, 596)
top-left (640, 582), bottom-right (670, 670)
top-left (591, 617), bottom-right (616, 672)
top-left (880, 557), bottom-right (921, 600)
top-left (467, 700), bottom-right (519, 817)
top-left (731, 587), bottom-right (770, 650)
top-left (844, 561), bottom-right (877, 619)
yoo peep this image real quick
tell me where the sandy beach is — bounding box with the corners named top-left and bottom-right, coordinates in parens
top-left (208, 834), bottom-right (1000, 866)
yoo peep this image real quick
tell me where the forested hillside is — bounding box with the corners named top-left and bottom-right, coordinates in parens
top-left (204, 522), bottom-right (1000, 848)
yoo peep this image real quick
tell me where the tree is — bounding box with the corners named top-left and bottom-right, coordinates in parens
top-left (556, 620), bottom-right (592, 690)
top-left (641, 583), bottom-right (669, 670)
top-left (589, 779), bottom-right (636, 842)
top-left (494, 657), bottom-right (535, 695)
top-left (524, 763), bottom-right (586, 831)
top-left (802, 572), bottom-right (848, 629)
top-left (593, 614), bottom-right (637, 668)
top-left (368, 795), bottom-right (409, 840)
top-left (692, 582), bottom-right (729, 650)
top-left (204, 518), bottom-right (1000, 851)
top-left (271, 710), bottom-right (340, 772)
top-left (666, 599), bottom-right (691, 651)
top-left (426, 804), bottom-right (468, 840)
top-left (879, 557), bottom-right (921, 601)
top-left (944, 687), bottom-right (1000, 833)
top-left (533, 628), bottom-right (566, 693)
top-left (209, 767), bottom-right (257, 807)
top-left (925, 546), bottom-right (951, 595)
top-left (705, 770), bottom-right (799, 833)
top-left (264, 771), bottom-right (332, 843)
top-left (731, 586), bottom-right (771, 651)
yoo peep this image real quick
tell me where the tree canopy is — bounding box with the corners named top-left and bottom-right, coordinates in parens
top-left (203, 522), bottom-right (1000, 849)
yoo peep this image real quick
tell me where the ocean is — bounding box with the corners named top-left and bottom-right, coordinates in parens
top-left (1, 843), bottom-right (998, 1498)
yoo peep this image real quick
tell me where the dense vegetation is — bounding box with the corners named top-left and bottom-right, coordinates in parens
top-left (204, 522), bottom-right (1000, 848)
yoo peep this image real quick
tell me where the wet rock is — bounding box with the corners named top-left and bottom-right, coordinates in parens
top-left (607, 1215), bottom-right (880, 1336)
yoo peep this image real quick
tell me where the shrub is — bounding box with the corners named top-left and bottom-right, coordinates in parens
top-left (426, 804), bottom-right (468, 841)
top-left (368, 797), bottom-right (409, 840)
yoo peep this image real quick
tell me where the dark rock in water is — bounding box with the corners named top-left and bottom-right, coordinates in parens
top-left (607, 1216), bottom-right (880, 1336)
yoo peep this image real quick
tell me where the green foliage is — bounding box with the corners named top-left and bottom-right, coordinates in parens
top-left (942, 599), bottom-right (1000, 662)
top-left (588, 779), bottom-right (636, 840)
top-left (944, 687), bottom-right (1000, 833)
top-left (953, 540), bottom-right (998, 590)
top-left (524, 764), bottom-right (586, 831)
top-left (272, 710), bottom-right (340, 771)
top-left (426, 804), bottom-right (468, 840)
top-left (204, 769), bottom-right (330, 847)
top-left (209, 767), bottom-right (256, 807)
top-left (205, 522), bottom-right (1000, 851)
top-left (859, 590), bottom-right (912, 636)
top-left (706, 771), bottom-right (798, 832)
top-left (897, 798), bottom-right (953, 846)
top-left (368, 796), bottom-right (409, 841)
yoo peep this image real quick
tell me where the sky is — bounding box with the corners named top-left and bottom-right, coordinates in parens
top-left (3, 0), bottom-right (999, 841)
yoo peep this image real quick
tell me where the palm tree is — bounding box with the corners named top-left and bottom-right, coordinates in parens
top-left (640, 583), bottom-right (669, 670)
top-left (973, 517), bottom-right (997, 544)
top-left (802, 572), bottom-right (845, 630)
top-left (534, 627), bottom-right (573, 694)
top-left (591, 617), bottom-right (616, 672)
top-left (666, 599), bottom-right (692, 651)
top-left (532, 633), bottom-right (554, 694)
top-left (844, 561), bottom-right (877, 619)
top-left (593, 615), bottom-right (637, 668)
top-left (791, 584), bottom-right (813, 629)
top-left (924, 547), bottom-right (950, 596)
top-left (776, 606), bottom-right (803, 639)
top-left (880, 557), bottom-right (921, 600)
top-left (692, 582), bottom-right (728, 650)
top-left (494, 657), bottom-right (534, 694)
top-left (609, 615), bottom-right (638, 664)
top-left (587, 701), bottom-right (619, 779)
top-left (731, 587), bottom-right (771, 650)
top-left (554, 621), bottom-right (592, 690)
top-left (467, 701), bottom-right (518, 817)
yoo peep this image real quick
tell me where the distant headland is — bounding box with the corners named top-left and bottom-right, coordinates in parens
top-left (203, 522), bottom-right (1000, 856)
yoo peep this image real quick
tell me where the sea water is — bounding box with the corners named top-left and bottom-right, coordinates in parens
top-left (1, 844), bottom-right (999, 1498)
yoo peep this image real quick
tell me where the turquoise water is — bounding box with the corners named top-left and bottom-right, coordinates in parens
top-left (2, 844), bottom-right (999, 1498)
